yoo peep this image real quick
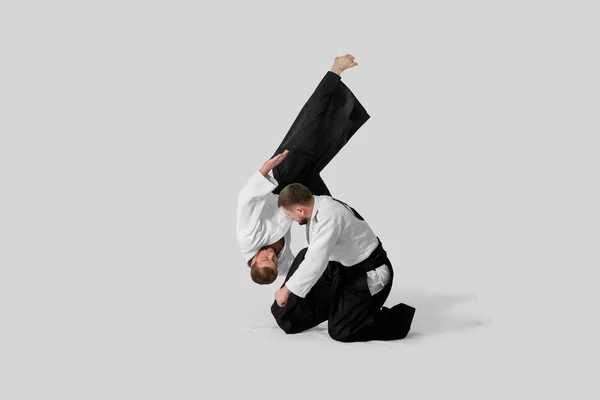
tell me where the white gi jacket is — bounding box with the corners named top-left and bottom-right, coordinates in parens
top-left (236, 170), bottom-right (295, 277)
top-left (285, 195), bottom-right (391, 298)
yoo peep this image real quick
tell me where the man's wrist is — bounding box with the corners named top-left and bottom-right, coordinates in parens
top-left (282, 285), bottom-right (293, 296)
top-left (259, 166), bottom-right (270, 176)
top-left (330, 67), bottom-right (343, 75)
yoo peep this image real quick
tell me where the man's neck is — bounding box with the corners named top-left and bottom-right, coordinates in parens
top-left (266, 236), bottom-right (285, 256)
top-left (306, 197), bottom-right (316, 219)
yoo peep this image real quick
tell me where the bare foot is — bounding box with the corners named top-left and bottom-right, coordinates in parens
top-left (330, 54), bottom-right (358, 75)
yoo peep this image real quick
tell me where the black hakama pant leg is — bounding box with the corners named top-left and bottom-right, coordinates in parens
top-left (271, 248), bottom-right (338, 334)
top-left (327, 245), bottom-right (416, 342)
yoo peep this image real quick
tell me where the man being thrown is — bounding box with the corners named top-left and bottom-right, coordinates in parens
top-left (273, 184), bottom-right (416, 342)
top-left (236, 54), bottom-right (370, 284)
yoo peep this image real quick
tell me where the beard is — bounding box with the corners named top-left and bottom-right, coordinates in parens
top-left (298, 218), bottom-right (309, 225)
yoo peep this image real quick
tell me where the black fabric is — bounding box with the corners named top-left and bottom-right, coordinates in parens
top-left (271, 239), bottom-right (416, 342)
top-left (327, 240), bottom-right (414, 342)
top-left (271, 248), bottom-right (338, 334)
top-left (271, 70), bottom-right (370, 196)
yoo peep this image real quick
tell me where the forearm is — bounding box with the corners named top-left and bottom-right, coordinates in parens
top-left (238, 170), bottom-right (278, 208)
top-left (285, 250), bottom-right (331, 298)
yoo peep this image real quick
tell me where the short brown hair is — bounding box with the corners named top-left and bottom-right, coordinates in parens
top-left (277, 183), bottom-right (314, 210)
top-left (250, 262), bottom-right (277, 284)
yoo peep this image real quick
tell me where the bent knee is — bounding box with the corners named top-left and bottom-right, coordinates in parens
top-left (272, 313), bottom-right (306, 335)
top-left (281, 322), bottom-right (304, 335)
top-left (327, 326), bottom-right (352, 343)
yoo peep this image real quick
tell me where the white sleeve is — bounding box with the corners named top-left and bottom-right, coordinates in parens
top-left (236, 170), bottom-right (279, 236)
top-left (285, 210), bottom-right (343, 298)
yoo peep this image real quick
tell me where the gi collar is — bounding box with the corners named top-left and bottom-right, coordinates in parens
top-left (312, 195), bottom-right (322, 224)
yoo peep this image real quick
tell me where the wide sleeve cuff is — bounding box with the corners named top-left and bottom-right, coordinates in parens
top-left (285, 281), bottom-right (307, 299)
top-left (262, 171), bottom-right (278, 186)
top-left (241, 170), bottom-right (278, 198)
top-left (326, 70), bottom-right (342, 79)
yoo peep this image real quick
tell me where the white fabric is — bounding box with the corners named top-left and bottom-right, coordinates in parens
top-left (285, 195), bottom-right (391, 298)
top-left (366, 264), bottom-right (391, 296)
top-left (236, 170), bottom-right (294, 277)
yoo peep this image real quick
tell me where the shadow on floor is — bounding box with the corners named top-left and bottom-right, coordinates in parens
top-left (386, 289), bottom-right (489, 339)
top-left (245, 289), bottom-right (489, 341)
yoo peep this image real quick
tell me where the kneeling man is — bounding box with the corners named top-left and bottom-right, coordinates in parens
top-left (273, 183), bottom-right (416, 342)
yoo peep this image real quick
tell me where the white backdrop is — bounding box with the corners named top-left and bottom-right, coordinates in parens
top-left (1, 1), bottom-right (598, 399)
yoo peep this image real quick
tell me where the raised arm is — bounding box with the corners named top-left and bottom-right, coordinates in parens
top-left (236, 150), bottom-right (289, 237)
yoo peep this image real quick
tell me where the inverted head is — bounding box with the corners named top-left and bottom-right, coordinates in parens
top-left (250, 247), bottom-right (278, 284)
